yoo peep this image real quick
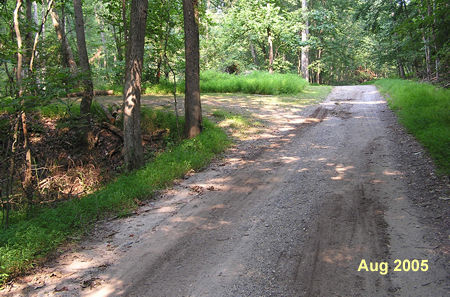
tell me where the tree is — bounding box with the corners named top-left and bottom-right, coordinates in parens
top-left (122, 0), bottom-right (149, 171)
top-left (300, 0), bottom-right (309, 81)
top-left (73, 0), bottom-right (94, 117)
top-left (50, 3), bottom-right (78, 74)
top-left (183, 0), bottom-right (202, 138)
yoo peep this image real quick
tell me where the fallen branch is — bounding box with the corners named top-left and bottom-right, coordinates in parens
top-left (98, 103), bottom-right (115, 123)
top-left (101, 122), bottom-right (167, 143)
top-left (67, 90), bottom-right (115, 97)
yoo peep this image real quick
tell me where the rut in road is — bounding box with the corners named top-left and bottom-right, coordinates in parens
top-left (4, 86), bottom-right (448, 297)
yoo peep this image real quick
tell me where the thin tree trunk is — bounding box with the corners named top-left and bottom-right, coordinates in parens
top-left (14, 0), bottom-right (34, 204)
top-left (316, 48), bottom-right (322, 84)
top-left (420, 0), bottom-right (431, 80)
top-left (51, 5), bottom-right (77, 73)
top-left (122, 0), bottom-right (148, 171)
top-left (73, 0), bottom-right (94, 116)
top-left (112, 25), bottom-right (124, 61)
top-left (156, 54), bottom-right (162, 83)
top-left (32, 1), bottom-right (38, 25)
top-left (122, 0), bottom-right (128, 46)
top-left (267, 27), bottom-right (273, 73)
top-left (30, 0), bottom-right (53, 72)
top-left (397, 59), bottom-right (405, 79)
top-left (431, 0), bottom-right (439, 80)
top-left (4, 116), bottom-right (21, 228)
top-left (250, 41), bottom-right (258, 65)
top-left (21, 111), bottom-right (33, 203)
top-left (301, 0), bottom-right (309, 82)
top-left (94, 5), bottom-right (108, 68)
top-left (183, 0), bottom-right (202, 138)
top-left (13, 0), bottom-right (23, 95)
top-left (422, 34), bottom-right (431, 80)
top-left (25, 0), bottom-right (33, 68)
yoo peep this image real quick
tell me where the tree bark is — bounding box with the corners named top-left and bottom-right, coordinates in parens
top-left (183, 0), bottom-right (202, 138)
top-left (14, 0), bottom-right (34, 204)
top-left (420, 0), bottom-right (431, 80)
top-left (25, 0), bottom-right (33, 69)
top-left (14, 0), bottom-right (23, 94)
top-left (301, 0), bottom-right (309, 82)
top-left (397, 59), bottom-right (405, 79)
top-left (51, 5), bottom-right (77, 73)
top-left (122, 0), bottom-right (148, 171)
top-left (250, 41), bottom-right (258, 65)
top-left (267, 27), bottom-right (273, 73)
top-left (316, 48), bottom-right (322, 84)
top-left (73, 0), bottom-right (94, 116)
top-left (112, 25), bottom-right (124, 61)
top-left (29, 0), bottom-right (53, 72)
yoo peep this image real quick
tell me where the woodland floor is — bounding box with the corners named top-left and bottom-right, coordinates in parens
top-left (2, 86), bottom-right (449, 296)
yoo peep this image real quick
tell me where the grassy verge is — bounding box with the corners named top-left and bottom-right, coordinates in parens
top-left (375, 79), bottom-right (450, 175)
top-left (0, 118), bottom-right (229, 284)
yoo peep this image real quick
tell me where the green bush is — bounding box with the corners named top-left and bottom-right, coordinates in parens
top-left (375, 79), bottom-right (450, 175)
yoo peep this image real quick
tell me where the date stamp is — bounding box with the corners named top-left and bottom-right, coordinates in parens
top-left (358, 259), bottom-right (429, 275)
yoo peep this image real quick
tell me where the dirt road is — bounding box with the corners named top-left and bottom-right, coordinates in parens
top-left (4, 86), bottom-right (448, 296)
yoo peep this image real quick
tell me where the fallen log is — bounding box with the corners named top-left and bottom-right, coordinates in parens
top-left (98, 103), bottom-right (115, 124)
top-left (67, 90), bottom-right (115, 98)
top-left (101, 122), bottom-right (167, 143)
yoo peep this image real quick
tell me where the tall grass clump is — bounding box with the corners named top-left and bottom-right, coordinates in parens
top-left (375, 79), bottom-right (450, 175)
top-left (0, 119), bottom-right (229, 284)
top-left (200, 70), bottom-right (308, 95)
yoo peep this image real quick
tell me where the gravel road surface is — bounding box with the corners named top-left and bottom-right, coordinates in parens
top-left (3, 86), bottom-right (448, 297)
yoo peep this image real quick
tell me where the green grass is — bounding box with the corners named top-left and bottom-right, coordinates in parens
top-left (140, 71), bottom-right (308, 96)
top-left (375, 79), bottom-right (450, 175)
top-left (143, 79), bottom-right (184, 95)
top-left (211, 110), bottom-right (253, 130)
top-left (200, 71), bottom-right (308, 95)
top-left (0, 118), bottom-right (230, 284)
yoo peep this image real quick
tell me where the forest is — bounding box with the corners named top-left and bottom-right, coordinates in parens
top-left (0, 0), bottom-right (449, 287)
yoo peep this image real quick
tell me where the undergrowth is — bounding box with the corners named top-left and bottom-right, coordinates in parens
top-left (0, 113), bottom-right (229, 284)
top-left (375, 79), bottom-right (450, 175)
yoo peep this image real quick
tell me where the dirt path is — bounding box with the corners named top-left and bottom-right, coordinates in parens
top-left (3, 86), bottom-right (448, 296)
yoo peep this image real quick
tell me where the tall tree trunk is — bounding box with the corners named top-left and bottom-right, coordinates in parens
top-left (430, 0), bottom-right (439, 80)
top-left (422, 34), bottom-right (431, 80)
top-left (29, 0), bottom-right (54, 72)
top-left (112, 25), bottom-right (124, 61)
top-left (51, 5), bottom-right (77, 73)
top-left (122, 0), bottom-right (148, 171)
top-left (250, 41), bottom-right (258, 66)
top-left (25, 0), bottom-right (33, 68)
top-left (420, 0), bottom-right (431, 80)
top-left (183, 0), bottom-right (202, 138)
top-left (267, 27), bottom-right (273, 73)
top-left (397, 59), bottom-right (405, 79)
top-left (316, 48), bottom-right (322, 84)
top-left (301, 0), bottom-right (309, 82)
top-left (73, 0), bottom-right (94, 116)
top-left (122, 0), bottom-right (128, 46)
top-left (14, 0), bottom-right (34, 204)
top-left (94, 5), bottom-right (108, 68)
top-left (32, 1), bottom-right (38, 25)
